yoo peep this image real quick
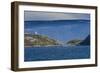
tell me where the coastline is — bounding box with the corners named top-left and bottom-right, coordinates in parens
top-left (24, 45), bottom-right (90, 48)
top-left (24, 45), bottom-right (63, 48)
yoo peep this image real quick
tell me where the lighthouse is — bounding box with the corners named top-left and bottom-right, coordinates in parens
top-left (35, 31), bottom-right (38, 35)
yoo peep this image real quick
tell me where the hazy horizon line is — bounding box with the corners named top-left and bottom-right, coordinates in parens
top-left (24, 19), bottom-right (90, 21)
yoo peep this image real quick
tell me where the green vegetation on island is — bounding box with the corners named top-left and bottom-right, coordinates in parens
top-left (67, 35), bottom-right (90, 46)
top-left (24, 33), bottom-right (59, 47)
top-left (67, 39), bottom-right (82, 46)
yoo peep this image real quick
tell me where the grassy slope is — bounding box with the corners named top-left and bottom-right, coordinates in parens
top-left (24, 34), bottom-right (59, 47)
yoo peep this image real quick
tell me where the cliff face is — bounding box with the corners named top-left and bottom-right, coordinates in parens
top-left (24, 33), bottom-right (59, 47)
top-left (79, 35), bottom-right (90, 45)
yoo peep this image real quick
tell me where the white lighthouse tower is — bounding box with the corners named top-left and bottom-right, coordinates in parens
top-left (35, 31), bottom-right (38, 35)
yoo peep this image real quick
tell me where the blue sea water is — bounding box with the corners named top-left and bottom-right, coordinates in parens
top-left (24, 46), bottom-right (90, 61)
top-left (24, 20), bottom-right (90, 43)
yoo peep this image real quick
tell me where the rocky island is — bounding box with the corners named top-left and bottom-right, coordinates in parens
top-left (67, 35), bottom-right (90, 46)
top-left (24, 33), bottom-right (60, 47)
top-left (79, 35), bottom-right (90, 45)
top-left (67, 39), bottom-right (82, 46)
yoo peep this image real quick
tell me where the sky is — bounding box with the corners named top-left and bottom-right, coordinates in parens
top-left (24, 11), bottom-right (90, 21)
